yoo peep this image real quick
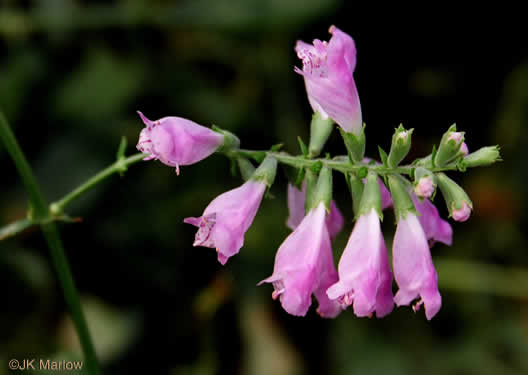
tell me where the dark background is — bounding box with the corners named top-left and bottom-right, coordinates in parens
top-left (1, 2), bottom-right (527, 374)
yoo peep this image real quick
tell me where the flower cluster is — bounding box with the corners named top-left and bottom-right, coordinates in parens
top-left (136, 26), bottom-right (499, 320)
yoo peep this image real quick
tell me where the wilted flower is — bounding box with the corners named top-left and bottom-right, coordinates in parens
top-left (326, 209), bottom-right (394, 317)
top-left (260, 202), bottom-right (342, 317)
top-left (136, 111), bottom-right (224, 174)
top-left (184, 180), bottom-right (266, 265)
top-left (295, 26), bottom-right (362, 135)
top-left (392, 213), bottom-right (442, 320)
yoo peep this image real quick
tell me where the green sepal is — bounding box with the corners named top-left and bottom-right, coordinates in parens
top-left (308, 111), bottom-right (334, 158)
top-left (294, 168), bottom-right (306, 190)
top-left (464, 146), bottom-right (501, 168)
top-left (346, 172), bottom-right (364, 217)
top-left (387, 125), bottom-right (413, 168)
top-left (339, 126), bottom-right (366, 164)
top-left (270, 143), bottom-right (283, 152)
top-left (297, 136), bottom-right (309, 157)
top-left (357, 166), bottom-right (368, 179)
top-left (250, 155), bottom-right (277, 188)
top-left (305, 165), bottom-right (333, 212)
top-left (378, 146), bottom-right (389, 166)
top-left (237, 158), bottom-right (256, 181)
top-left (212, 125), bottom-right (241, 152)
top-left (435, 173), bottom-right (473, 216)
top-left (309, 160), bottom-right (323, 175)
top-left (358, 171), bottom-right (383, 220)
top-left (388, 174), bottom-right (417, 221)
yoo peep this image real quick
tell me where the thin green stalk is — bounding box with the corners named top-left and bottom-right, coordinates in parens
top-left (0, 112), bottom-right (102, 375)
top-left (50, 153), bottom-right (146, 214)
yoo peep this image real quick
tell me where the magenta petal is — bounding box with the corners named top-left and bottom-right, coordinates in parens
top-left (184, 180), bottom-right (266, 264)
top-left (392, 213), bottom-right (441, 320)
top-left (411, 194), bottom-right (453, 246)
top-left (295, 26), bottom-right (362, 134)
top-left (136, 112), bottom-right (224, 171)
top-left (326, 209), bottom-right (393, 318)
top-left (261, 203), bottom-right (341, 317)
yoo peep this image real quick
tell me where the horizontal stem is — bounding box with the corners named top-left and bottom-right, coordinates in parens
top-left (228, 149), bottom-right (461, 175)
top-left (51, 153), bottom-right (147, 214)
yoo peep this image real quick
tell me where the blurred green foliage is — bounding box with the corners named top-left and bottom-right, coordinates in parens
top-left (1, 1), bottom-right (527, 375)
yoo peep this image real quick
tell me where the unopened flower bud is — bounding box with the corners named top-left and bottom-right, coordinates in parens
top-left (459, 142), bottom-right (469, 157)
top-left (435, 173), bottom-right (473, 222)
top-left (463, 146), bottom-right (501, 168)
top-left (434, 125), bottom-right (466, 167)
top-left (414, 176), bottom-right (435, 199)
top-left (388, 125), bottom-right (413, 168)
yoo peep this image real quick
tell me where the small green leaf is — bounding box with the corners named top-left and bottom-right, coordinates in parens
top-left (270, 143), bottom-right (284, 152)
top-left (378, 146), bottom-right (388, 166)
top-left (294, 168), bottom-right (306, 189)
top-left (297, 136), bottom-right (308, 157)
top-left (357, 166), bottom-right (368, 179)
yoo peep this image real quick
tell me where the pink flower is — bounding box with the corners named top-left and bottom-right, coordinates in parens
top-left (295, 26), bottom-right (362, 135)
top-left (136, 111), bottom-right (224, 174)
top-left (460, 142), bottom-right (469, 156)
top-left (452, 201), bottom-right (471, 222)
top-left (259, 202), bottom-right (342, 318)
top-left (326, 209), bottom-right (394, 318)
top-left (286, 183), bottom-right (344, 239)
top-left (411, 194), bottom-right (453, 246)
top-left (184, 180), bottom-right (266, 265)
top-left (393, 213), bottom-right (441, 320)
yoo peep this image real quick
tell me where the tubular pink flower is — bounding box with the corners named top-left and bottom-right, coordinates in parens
top-left (452, 201), bottom-right (471, 222)
top-left (286, 183), bottom-right (344, 239)
top-left (184, 180), bottom-right (266, 265)
top-left (295, 26), bottom-right (362, 135)
top-left (260, 202), bottom-right (342, 318)
top-left (326, 209), bottom-right (394, 318)
top-left (411, 194), bottom-right (453, 246)
top-left (136, 111), bottom-right (224, 174)
top-left (393, 213), bottom-right (441, 320)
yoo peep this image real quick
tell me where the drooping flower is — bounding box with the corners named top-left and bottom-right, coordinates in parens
top-left (295, 26), bottom-right (362, 135)
top-left (392, 213), bottom-right (442, 320)
top-left (184, 180), bottom-right (266, 265)
top-left (411, 194), bottom-right (452, 246)
top-left (259, 202), bottom-right (342, 317)
top-left (136, 111), bottom-right (224, 174)
top-left (452, 201), bottom-right (471, 222)
top-left (286, 183), bottom-right (344, 239)
top-left (326, 209), bottom-right (394, 317)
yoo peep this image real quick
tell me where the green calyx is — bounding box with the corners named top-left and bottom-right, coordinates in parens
top-left (464, 146), bottom-right (501, 168)
top-left (346, 172), bottom-right (364, 217)
top-left (388, 174), bottom-right (416, 221)
top-left (435, 172), bottom-right (473, 214)
top-left (251, 155), bottom-right (277, 188)
top-left (388, 124), bottom-right (414, 168)
top-left (358, 171), bottom-right (383, 220)
top-left (308, 111), bottom-right (334, 158)
top-left (305, 165), bottom-right (333, 212)
top-left (212, 125), bottom-right (241, 152)
top-left (434, 124), bottom-right (465, 167)
top-left (238, 158), bottom-right (256, 181)
top-left (339, 125), bottom-right (366, 164)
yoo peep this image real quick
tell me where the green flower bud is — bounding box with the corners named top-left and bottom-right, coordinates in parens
top-left (463, 146), bottom-right (501, 168)
top-left (388, 124), bottom-right (413, 167)
top-left (436, 173), bottom-right (473, 222)
top-left (434, 124), bottom-right (465, 167)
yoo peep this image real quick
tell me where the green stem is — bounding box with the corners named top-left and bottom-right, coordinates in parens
top-left (50, 153), bottom-right (146, 214)
top-left (227, 149), bottom-right (462, 175)
top-left (0, 112), bottom-right (102, 375)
